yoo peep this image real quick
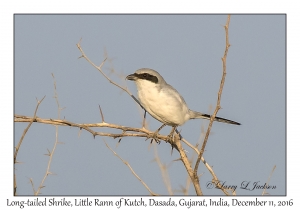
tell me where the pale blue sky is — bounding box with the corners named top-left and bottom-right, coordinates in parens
top-left (13, 14), bottom-right (285, 196)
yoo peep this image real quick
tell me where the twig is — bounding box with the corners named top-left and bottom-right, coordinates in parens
top-left (29, 178), bottom-right (36, 195)
top-left (14, 96), bottom-right (46, 163)
top-left (76, 39), bottom-right (144, 110)
top-left (262, 165), bottom-right (276, 195)
top-left (14, 173), bottom-right (17, 195)
top-left (35, 73), bottom-right (61, 195)
top-left (103, 139), bottom-right (158, 195)
top-left (14, 96), bottom-right (46, 195)
top-left (193, 14), bottom-right (231, 184)
top-left (99, 105), bottom-right (105, 122)
top-left (153, 144), bottom-right (173, 195)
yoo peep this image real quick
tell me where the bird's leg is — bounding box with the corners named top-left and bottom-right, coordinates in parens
top-left (167, 126), bottom-right (177, 143)
top-left (175, 128), bottom-right (183, 140)
top-left (142, 110), bottom-right (147, 129)
top-left (151, 124), bottom-right (166, 144)
top-left (167, 126), bottom-right (178, 154)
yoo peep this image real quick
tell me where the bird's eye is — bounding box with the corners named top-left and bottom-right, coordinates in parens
top-left (143, 74), bottom-right (148, 78)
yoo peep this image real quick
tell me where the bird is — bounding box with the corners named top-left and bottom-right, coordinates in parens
top-left (126, 68), bottom-right (240, 142)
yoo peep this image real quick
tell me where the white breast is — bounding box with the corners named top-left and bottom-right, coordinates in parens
top-left (135, 79), bottom-right (190, 126)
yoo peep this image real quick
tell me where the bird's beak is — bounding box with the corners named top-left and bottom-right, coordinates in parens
top-left (126, 73), bottom-right (137, 81)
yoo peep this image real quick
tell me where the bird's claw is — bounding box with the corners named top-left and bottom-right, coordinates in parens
top-left (152, 132), bottom-right (161, 144)
top-left (145, 132), bottom-right (161, 144)
top-left (166, 133), bottom-right (174, 143)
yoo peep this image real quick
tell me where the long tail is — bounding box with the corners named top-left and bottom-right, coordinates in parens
top-left (189, 110), bottom-right (240, 125)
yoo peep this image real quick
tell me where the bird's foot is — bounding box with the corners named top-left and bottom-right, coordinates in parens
top-left (151, 131), bottom-right (161, 144)
top-left (166, 133), bottom-right (174, 143)
top-left (166, 126), bottom-right (177, 144)
top-left (148, 124), bottom-right (167, 144)
top-left (145, 131), bottom-right (161, 144)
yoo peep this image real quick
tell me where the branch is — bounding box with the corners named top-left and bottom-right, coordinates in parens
top-left (173, 133), bottom-right (202, 195)
top-left (15, 113), bottom-right (230, 194)
top-left (14, 115), bottom-right (173, 142)
top-left (262, 165), bottom-right (276, 195)
top-left (35, 74), bottom-right (62, 195)
top-left (153, 143), bottom-right (173, 195)
top-left (14, 96), bottom-right (46, 163)
top-left (103, 139), bottom-right (158, 195)
top-left (182, 137), bottom-right (231, 195)
top-left (193, 15), bottom-right (231, 185)
top-left (76, 39), bottom-right (143, 109)
top-left (14, 96), bottom-right (46, 196)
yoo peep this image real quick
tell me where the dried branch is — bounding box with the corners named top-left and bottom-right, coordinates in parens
top-left (14, 96), bottom-right (46, 196)
top-left (14, 173), bottom-right (17, 195)
top-left (76, 39), bottom-right (143, 110)
top-left (14, 96), bottom-right (46, 163)
top-left (103, 139), bottom-right (158, 196)
top-left (35, 74), bottom-right (62, 195)
top-left (14, 115), bottom-right (172, 142)
top-left (173, 133), bottom-right (202, 195)
top-left (29, 178), bottom-right (36, 195)
top-left (153, 144), bottom-right (173, 195)
top-left (182, 137), bottom-right (231, 195)
top-left (193, 15), bottom-right (231, 185)
top-left (262, 165), bottom-right (276, 195)
top-left (15, 113), bottom-right (230, 194)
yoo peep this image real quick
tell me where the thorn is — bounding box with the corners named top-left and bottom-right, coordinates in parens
top-left (99, 105), bottom-right (105, 122)
top-left (171, 145), bottom-right (174, 155)
top-left (172, 158), bottom-right (182, 162)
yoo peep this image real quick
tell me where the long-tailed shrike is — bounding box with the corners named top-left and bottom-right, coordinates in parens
top-left (126, 68), bottom-right (240, 141)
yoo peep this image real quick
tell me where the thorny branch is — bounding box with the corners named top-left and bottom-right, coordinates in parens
top-left (14, 96), bottom-right (46, 164)
top-left (34, 74), bottom-right (62, 195)
top-left (14, 113), bottom-right (228, 194)
top-left (193, 15), bottom-right (231, 191)
top-left (14, 96), bottom-right (45, 196)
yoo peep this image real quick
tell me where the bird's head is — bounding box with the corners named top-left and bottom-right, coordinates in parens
top-left (126, 68), bottom-right (167, 86)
